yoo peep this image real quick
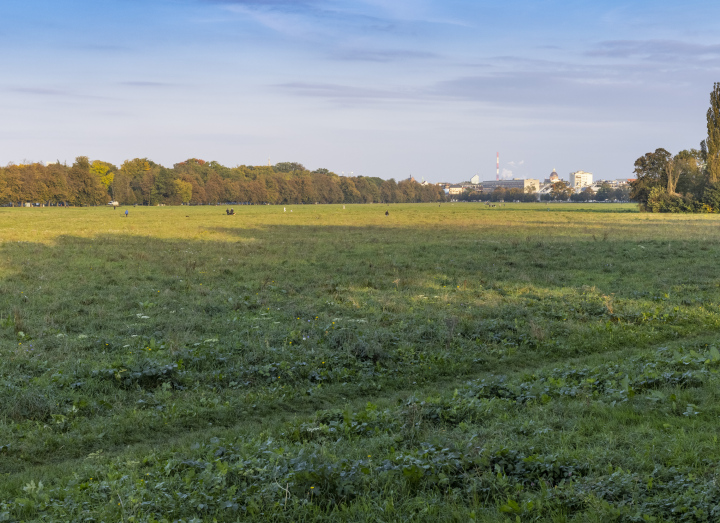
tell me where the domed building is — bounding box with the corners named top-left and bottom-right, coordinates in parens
top-left (548, 169), bottom-right (559, 183)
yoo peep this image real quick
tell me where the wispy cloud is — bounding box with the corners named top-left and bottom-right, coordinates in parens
top-left (276, 81), bottom-right (411, 101)
top-left (8, 87), bottom-right (70, 96)
top-left (219, 3), bottom-right (399, 37)
top-left (201, 0), bottom-right (456, 42)
top-left (331, 48), bottom-right (438, 62)
top-left (6, 86), bottom-right (113, 100)
top-left (272, 48), bottom-right (714, 122)
top-left (119, 81), bottom-right (175, 87)
top-left (588, 40), bottom-right (720, 60)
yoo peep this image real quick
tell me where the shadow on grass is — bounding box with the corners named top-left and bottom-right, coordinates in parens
top-left (1, 225), bottom-right (720, 475)
top-left (1, 224), bottom-right (717, 342)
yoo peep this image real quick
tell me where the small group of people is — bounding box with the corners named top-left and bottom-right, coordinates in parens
top-left (225, 208), bottom-right (235, 215)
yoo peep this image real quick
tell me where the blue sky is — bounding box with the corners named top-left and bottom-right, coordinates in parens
top-left (2, 0), bottom-right (720, 182)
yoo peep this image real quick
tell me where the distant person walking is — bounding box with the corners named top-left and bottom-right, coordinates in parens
top-left (385, 210), bottom-right (389, 216)
top-left (125, 209), bottom-right (129, 218)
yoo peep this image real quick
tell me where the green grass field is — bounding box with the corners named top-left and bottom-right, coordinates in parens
top-left (2, 202), bottom-right (720, 522)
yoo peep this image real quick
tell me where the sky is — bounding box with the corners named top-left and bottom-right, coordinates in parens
top-left (2, 0), bottom-right (720, 182)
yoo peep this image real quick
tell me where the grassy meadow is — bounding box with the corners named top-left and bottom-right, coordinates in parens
top-left (2, 202), bottom-right (720, 521)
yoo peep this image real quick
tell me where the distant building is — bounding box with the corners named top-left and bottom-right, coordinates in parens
top-left (543, 169), bottom-right (560, 184)
top-left (470, 174), bottom-right (480, 184)
top-left (569, 171), bottom-right (593, 190)
top-left (588, 179), bottom-right (630, 191)
top-left (481, 179), bottom-right (540, 193)
top-left (447, 184), bottom-right (465, 196)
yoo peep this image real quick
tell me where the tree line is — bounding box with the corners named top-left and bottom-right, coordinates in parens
top-left (568, 184), bottom-right (630, 202)
top-left (0, 158), bottom-right (446, 206)
top-left (632, 83), bottom-right (720, 212)
top-left (457, 182), bottom-right (630, 203)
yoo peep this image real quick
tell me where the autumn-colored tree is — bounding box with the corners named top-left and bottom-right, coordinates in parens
top-left (263, 176), bottom-right (280, 204)
top-left (397, 179), bottom-right (416, 202)
top-left (297, 176), bottom-right (318, 203)
top-left (339, 177), bottom-right (361, 203)
top-left (120, 158), bottom-right (152, 181)
top-left (185, 176), bottom-right (206, 205)
top-left (380, 179), bottom-right (400, 203)
top-left (67, 157), bottom-right (107, 205)
top-left (278, 177), bottom-right (301, 204)
top-left (45, 163), bottom-right (70, 205)
top-left (0, 156), bottom-right (442, 207)
top-left (353, 177), bottom-right (379, 203)
top-left (0, 166), bottom-right (22, 205)
top-left (173, 179), bottom-right (193, 204)
top-left (111, 172), bottom-right (134, 204)
top-left (204, 172), bottom-right (225, 204)
top-left (246, 179), bottom-right (268, 203)
top-left (550, 180), bottom-right (573, 201)
top-left (90, 161), bottom-right (116, 196)
top-left (19, 164), bottom-right (49, 204)
top-left (314, 174), bottom-right (343, 203)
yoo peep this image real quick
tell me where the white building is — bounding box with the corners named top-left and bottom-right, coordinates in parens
top-left (569, 171), bottom-right (593, 191)
top-left (482, 179), bottom-right (540, 193)
top-left (470, 174), bottom-right (480, 184)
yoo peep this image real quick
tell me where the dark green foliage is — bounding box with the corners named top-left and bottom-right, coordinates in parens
top-left (631, 148), bottom-right (672, 206)
top-left (706, 82), bottom-right (720, 184)
top-left (92, 362), bottom-right (182, 390)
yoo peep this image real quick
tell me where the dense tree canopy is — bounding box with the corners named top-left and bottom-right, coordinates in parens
top-left (629, 83), bottom-right (720, 212)
top-left (0, 159), bottom-right (445, 206)
top-left (630, 148), bottom-right (672, 204)
top-left (706, 83), bottom-right (720, 184)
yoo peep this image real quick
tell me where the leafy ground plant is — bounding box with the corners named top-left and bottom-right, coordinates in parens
top-left (2, 203), bottom-right (720, 521)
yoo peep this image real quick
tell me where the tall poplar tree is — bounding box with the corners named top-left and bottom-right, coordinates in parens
top-left (706, 82), bottom-right (720, 183)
